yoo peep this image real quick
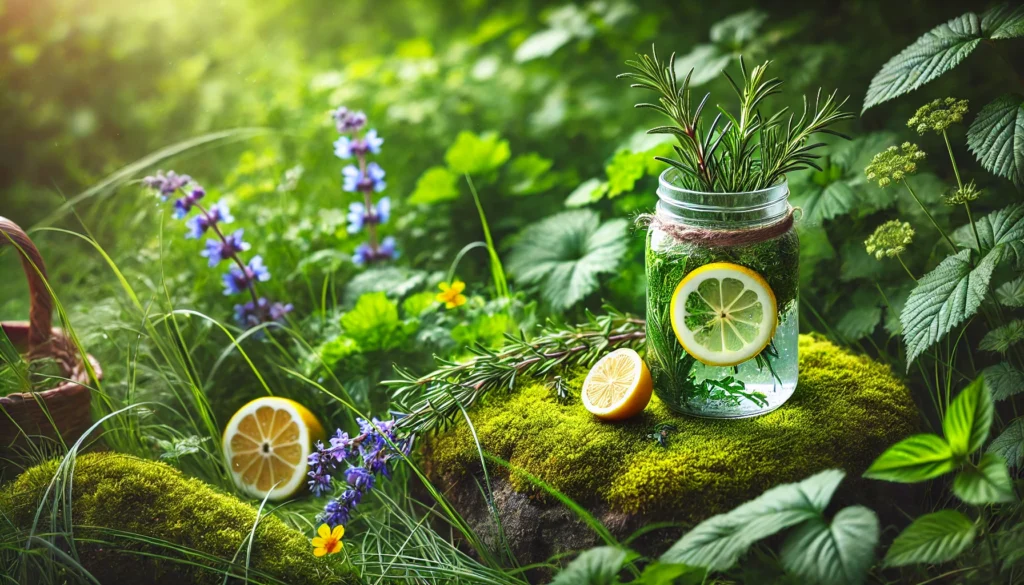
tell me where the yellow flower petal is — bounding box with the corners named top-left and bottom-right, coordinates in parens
top-left (438, 282), bottom-right (450, 292)
top-left (311, 537), bottom-right (325, 548)
top-left (435, 293), bottom-right (448, 304)
top-left (450, 281), bottom-right (465, 294)
top-left (332, 525), bottom-right (345, 539)
top-left (317, 524), bottom-right (331, 539)
top-left (313, 547), bottom-right (327, 557)
top-left (454, 294), bottom-right (467, 307)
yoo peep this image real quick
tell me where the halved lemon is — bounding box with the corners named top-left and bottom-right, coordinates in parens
top-left (222, 397), bottom-right (325, 500)
top-left (581, 348), bottom-right (653, 421)
top-left (669, 262), bottom-right (777, 367)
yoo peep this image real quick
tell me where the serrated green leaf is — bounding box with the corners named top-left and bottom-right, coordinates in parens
top-left (863, 434), bottom-right (956, 482)
top-left (953, 204), bottom-right (1024, 269)
top-left (660, 470), bottom-right (845, 570)
top-left (967, 94), bottom-right (1024, 186)
top-left (408, 166), bottom-right (460, 204)
top-left (797, 181), bottom-right (857, 225)
top-left (340, 291), bottom-right (417, 352)
top-left (996, 276), bottom-right (1024, 307)
top-left (506, 210), bottom-right (628, 311)
top-left (983, 362), bottom-right (1024, 401)
top-left (444, 131), bottom-right (511, 175)
top-left (901, 249), bottom-right (999, 366)
top-left (835, 289), bottom-right (882, 341)
top-left (565, 178), bottom-right (605, 208)
top-left (944, 377), bottom-right (993, 456)
top-left (952, 452), bottom-right (1016, 504)
top-left (979, 319), bottom-right (1024, 353)
top-left (883, 510), bottom-right (976, 567)
top-left (780, 506), bottom-right (878, 585)
top-left (605, 150), bottom-right (648, 197)
top-left (982, 3), bottom-right (1024, 39)
top-left (989, 418), bottom-right (1024, 468)
top-left (508, 153), bottom-right (556, 196)
top-left (550, 546), bottom-right (628, 585)
top-left (863, 13), bottom-right (982, 111)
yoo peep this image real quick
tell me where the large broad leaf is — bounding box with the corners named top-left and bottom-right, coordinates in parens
top-left (506, 210), bottom-right (628, 311)
top-left (982, 3), bottom-right (1024, 39)
top-left (883, 510), bottom-right (976, 567)
top-left (989, 418), bottom-right (1024, 468)
top-left (967, 94), bottom-right (1024, 186)
top-left (779, 506), bottom-right (879, 585)
top-left (444, 131), bottom-right (511, 175)
top-left (835, 289), bottom-right (883, 341)
top-left (408, 166), bottom-right (460, 204)
top-left (901, 249), bottom-right (999, 366)
top-left (953, 203), bottom-right (1024, 269)
top-left (943, 377), bottom-right (993, 456)
top-left (996, 276), bottom-right (1024, 307)
top-left (952, 452), bottom-right (1016, 505)
top-left (550, 546), bottom-right (628, 585)
top-left (340, 292), bottom-right (417, 352)
top-left (983, 362), bottom-right (1024, 401)
top-left (673, 44), bottom-right (733, 86)
top-left (979, 319), bottom-right (1024, 354)
top-left (863, 13), bottom-right (982, 111)
top-left (798, 181), bottom-right (858, 225)
top-left (660, 469), bottom-right (845, 570)
top-left (863, 434), bottom-right (956, 483)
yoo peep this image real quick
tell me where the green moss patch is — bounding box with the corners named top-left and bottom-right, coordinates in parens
top-left (0, 452), bottom-right (352, 585)
top-left (428, 335), bottom-right (917, 521)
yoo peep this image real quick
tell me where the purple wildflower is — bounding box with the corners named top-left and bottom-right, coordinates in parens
top-left (333, 129), bottom-right (384, 159)
top-left (222, 255), bottom-right (271, 296)
top-left (352, 236), bottom-right (399, 266)
top-left (201, 229), bottom-right (249, 267)
top-left (331, 107), bottom-right (367, 133)
top-left (173, 187), bottom-right (206, 219)
top-left (346, 197), bottom-right (391, 234)
top-left (341, 162), bottom-right (386, 193)
top-left (185, 203), bottom-right (233, 239)
top-left (344, 467), bottom-right (375, 491)
top-left (234, 297), bottom-right (293, 328)
top-left (142, 170), bottom-right (192, 199)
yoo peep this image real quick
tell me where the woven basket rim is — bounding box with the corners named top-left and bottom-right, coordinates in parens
top-left (0, 321), bottom-right (102, 403)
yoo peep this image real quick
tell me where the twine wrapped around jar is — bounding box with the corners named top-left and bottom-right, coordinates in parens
top-left (637, 206), bottom-right (797, 248)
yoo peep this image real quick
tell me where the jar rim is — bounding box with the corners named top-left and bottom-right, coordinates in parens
top-left (657, 168), bottom-right (789, 198)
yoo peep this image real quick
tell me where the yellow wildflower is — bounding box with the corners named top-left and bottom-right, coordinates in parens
top-left (311, 523), bottom-right (344, 557)
top-left (436, 280), bottom-right (467, 309)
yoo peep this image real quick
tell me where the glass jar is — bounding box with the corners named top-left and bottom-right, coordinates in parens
top-left (645, 169), bottom-right (799, 418)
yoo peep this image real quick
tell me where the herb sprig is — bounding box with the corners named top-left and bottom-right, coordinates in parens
top-left (619, 46), bottom-right (853, 192)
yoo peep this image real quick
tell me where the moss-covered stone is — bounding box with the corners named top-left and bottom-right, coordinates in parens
top-left (428, 335), bottom-right (918, 522)
top-left (0, 452), bottom-right (353, 585)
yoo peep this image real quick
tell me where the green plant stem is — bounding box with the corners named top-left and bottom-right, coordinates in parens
top-left (895, 255), bottom-right (916, 281)
top-left (901, 179), bottom-right (957, 251)
top-left (943, 129), bottom-right (982, 252)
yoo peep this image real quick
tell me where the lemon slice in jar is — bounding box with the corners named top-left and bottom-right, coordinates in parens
top-left (669, 262), bottom-right (777, 367)
top-left (222, 397), bottom-right (325, 500)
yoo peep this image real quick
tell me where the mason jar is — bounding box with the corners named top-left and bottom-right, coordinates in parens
top-left (645, 169), bottom-right (799, 418)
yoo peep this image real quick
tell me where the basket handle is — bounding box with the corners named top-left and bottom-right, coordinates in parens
top-left (0, 217), bottom-right (53, 353)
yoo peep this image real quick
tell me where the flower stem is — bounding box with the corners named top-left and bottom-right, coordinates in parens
top-left (896, 255), bottom-right (917, 281)
top-left (901, 179), bottom-right (957, 251)
top-left (943, 129), bottom-right (982, 251)
top-left (194, 201), bottom-right (261, 307)
top-left (356, 149), bottom-right (379, 253)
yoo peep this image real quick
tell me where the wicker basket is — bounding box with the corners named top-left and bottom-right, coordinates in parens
top-left (0, 217), bottom-right (101, 450)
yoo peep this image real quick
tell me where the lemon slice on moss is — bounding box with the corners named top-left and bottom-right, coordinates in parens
top-left (223, 397), bottom-right (325, 500)
top-left (581, 348), bottom-right (653, 421)
top-left (670, 262), bottom-right (777, 367)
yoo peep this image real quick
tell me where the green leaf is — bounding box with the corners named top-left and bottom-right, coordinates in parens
top-left (444, 131), bottom-right (511, 175)
top-left (797, 181), bottom-right (857, 225)
top-left (565, 178), bottom-right (606, 208)
top-left (883, 510), bottom-right (976, 567)
top-left (637, 563), bottom-right (704, 585)
top-left (605, 150), bottom-right (647, 197)
top-left (401, 291), bottom-right (438, 317)
top-left (953, 204), bottom-right (1024, 269)
top-left (673, 44), bottom-right (732, 86)
top-left (340, 292), bottom-right (417, 352)
top-left (508, 153), bottom-right (556, 195)
top-left (983, 362), bottom-right (1024, 401)
top-left (780, 506), bottom-right (879, 585)
top-left (672, 10), bottom-right (766, 87)
top-left (660, 469), bottom-right (845, 571)
top-left (550, 546), bottom-right (628, 585)
top-left (996, 276), bottom-right (1024, 307)
top-left (982, 3), bottom-right (1024, 39)
top-left (835, 289), bottom-right (882, 341)
top-left (952, 452), bottom-right (1016, 505)
top-left (943, 377), bottom-right (993, 456)
top-left (709, 9), bottom-right (768, 46)
top-left (901, 249), bottom-right (999, 366)
top-left (408, 166), bottom-right (460, 204)
top-left (863, 13), bottom-right (983, 111)
top-left (514, 28), bottom-right (573, 62)
top-left (863, 434), bottom-right (956, 483)
top-left (967, 94), bottom-right (1024, 186)
top-left (506, 210), bottom-right (628, 311)
top-left (989, 418), bottom-right (1024, 468)
top-left (979, 319), bottom-right (1024, 353)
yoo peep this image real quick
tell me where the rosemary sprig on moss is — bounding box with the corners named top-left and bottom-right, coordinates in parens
top-left (618, 46), bottom-right (853, 192)
top-left (387, 308), bottom-right (645, 435)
